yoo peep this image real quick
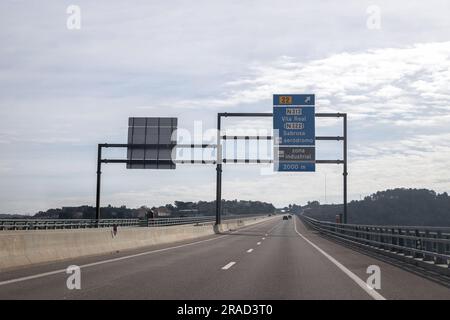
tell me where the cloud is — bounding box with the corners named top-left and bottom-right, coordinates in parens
top-left (174, 42), bottom-right (450, 124)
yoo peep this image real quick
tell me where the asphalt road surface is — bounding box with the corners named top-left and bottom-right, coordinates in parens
top-left (0, 216), bottom-right (449, 300)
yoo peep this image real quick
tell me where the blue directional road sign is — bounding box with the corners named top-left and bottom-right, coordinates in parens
top-left (273, 94), bottom-right (315, 172)
top-left (273, 107), bottom-right (315, 145)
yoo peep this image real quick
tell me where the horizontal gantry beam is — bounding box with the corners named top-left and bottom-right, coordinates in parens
top-left (222, 159), bottom-right (343, 164)
top-left (99, 143), bottom-right (216, 148)
top-left (101, 159), bottom-right (343, 165)
top-left (222, 135), bottom-right (343, 141)
top-left (100, 136), bottom-right (343, 148)
top-left (219, 112), bottom-right (346, 118)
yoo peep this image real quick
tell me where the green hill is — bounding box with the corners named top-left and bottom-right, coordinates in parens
top-left (303, 188), bottom-right (450, 227)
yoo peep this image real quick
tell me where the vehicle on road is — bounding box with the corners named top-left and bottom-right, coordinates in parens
top-left (283, 216), bottom-right (289, 220)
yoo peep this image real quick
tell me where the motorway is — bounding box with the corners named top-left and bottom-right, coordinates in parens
top-left (0, 216), bottom-right (449, 300)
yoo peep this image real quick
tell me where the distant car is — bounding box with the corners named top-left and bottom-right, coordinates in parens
top-left (288, 215), bottom-right (292, 219)
top-left (283, 216), bottom-right (288, 220)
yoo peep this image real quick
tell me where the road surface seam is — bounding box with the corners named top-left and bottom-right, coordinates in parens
top-left (0, 217), bottom-right (279, 287)
top-left (293, 217), bottom-right (386, 301)
top-left (266, 221), bottom-right (282, 235)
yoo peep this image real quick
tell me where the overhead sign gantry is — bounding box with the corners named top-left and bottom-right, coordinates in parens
top-left (95, 94), bottom-right (348, 224)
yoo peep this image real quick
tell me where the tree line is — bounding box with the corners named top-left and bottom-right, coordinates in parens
top-left (1, 200), bottom-right (276, 219)
top-left (166, 200), bottom-right (275, 216)
top-left (302, 188), bottom-right (450, 226)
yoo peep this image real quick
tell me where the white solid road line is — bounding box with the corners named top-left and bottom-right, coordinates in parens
top-left (0, 217), bottom-right (281, 287)
top-left (293, 217), bottom-right (386, 301)
top-left (257, 242), bottom-right (261, 245)
top-left (247, 249), bottom-right (254, 253)
top-left (222, 262), bottom-right (236, 270)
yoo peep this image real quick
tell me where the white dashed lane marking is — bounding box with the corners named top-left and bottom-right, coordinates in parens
top-left (221, 262), bottom-right (236, 270)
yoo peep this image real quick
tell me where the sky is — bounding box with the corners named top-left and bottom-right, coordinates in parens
top-left (0, 0), bottom-right (449, 214)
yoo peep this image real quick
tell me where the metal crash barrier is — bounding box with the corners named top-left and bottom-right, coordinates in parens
top-left (0, 218), bottom-right (141, 230)
top-left (300, 215), bottom-right (450, 275)
top-left (0, 214), bottom-right (269, 231)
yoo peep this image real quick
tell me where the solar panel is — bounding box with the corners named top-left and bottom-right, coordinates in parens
top-left (127, 117), bottom-right (177, 169)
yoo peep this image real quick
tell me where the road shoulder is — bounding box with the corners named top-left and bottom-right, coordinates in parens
top-left (294, 216), bottom-right (450, 300)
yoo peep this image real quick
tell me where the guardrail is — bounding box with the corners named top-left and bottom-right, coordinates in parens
top-left (0, 219), bottom-right (142, 230)
top-left (0, 214), bottom-right (272, 230)
top-left (300, 215), bottom-right (450, 275)
top-left (146, 214), bottom-right (270, 227)
top-left (146, 216), bottom-right (213, 227)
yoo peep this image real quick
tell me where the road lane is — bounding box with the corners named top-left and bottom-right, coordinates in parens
top-left (204, 217), bottom-right (374, 300)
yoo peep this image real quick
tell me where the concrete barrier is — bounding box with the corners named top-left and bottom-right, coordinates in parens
top-left (0, 215), bottom-right (277, 271)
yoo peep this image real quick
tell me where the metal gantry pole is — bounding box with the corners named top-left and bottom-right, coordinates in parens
top-left (216, 114), bottom-right (222, 225)
top-left (343, 114), bottom-right (348, 224)
top-left (95, 144), bottom-right (102, 223)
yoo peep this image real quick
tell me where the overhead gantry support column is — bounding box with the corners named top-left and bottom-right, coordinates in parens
top-left (343, 114), bottom-right (348, 224)
top-left (95, 144), bottom-right (103, 223)
top-left (216, 114), bottom-right (223, 226)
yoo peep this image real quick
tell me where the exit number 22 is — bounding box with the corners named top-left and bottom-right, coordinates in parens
top-left (278, 96), bottom-right (292, 104)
